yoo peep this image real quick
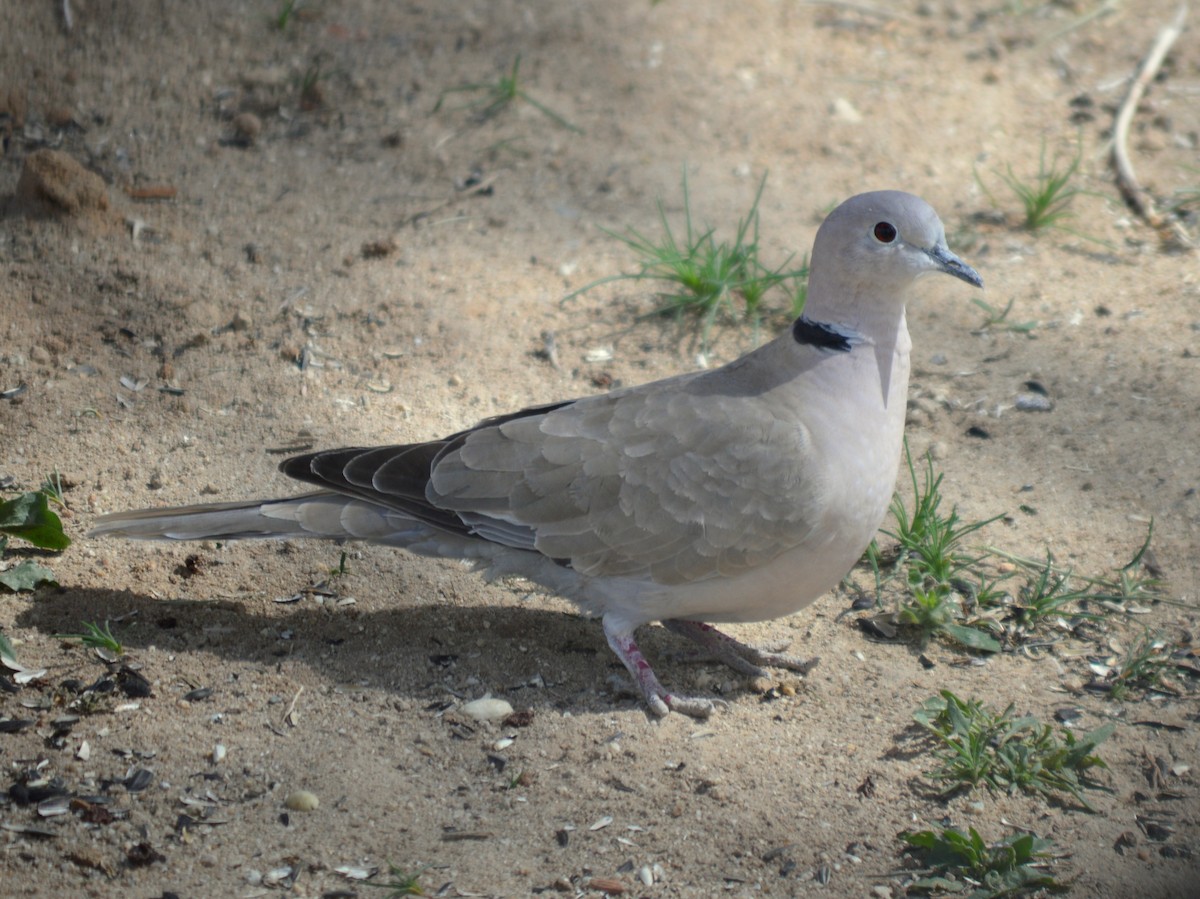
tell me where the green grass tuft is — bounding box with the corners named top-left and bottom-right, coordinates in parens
top-left (362, 862), bottom-right (429, 896)
top-left (901, 825), bottom-right (1067, 897)
top-left (989, 139), bottom-right (1085, 231)
top-left (565, 171), bottom-right (809, 349)
top-left (913, 689), bottom-right (1113, 811)
top-left (54, 620), bottom-right (124, 657)
top-left (877, 442), bottom-right (1005, 651)
top-left (434, 55), bottom-right (582, 134)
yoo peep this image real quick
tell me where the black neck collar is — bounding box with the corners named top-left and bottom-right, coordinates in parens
top-left (791, 316), bottom-right (863, 352)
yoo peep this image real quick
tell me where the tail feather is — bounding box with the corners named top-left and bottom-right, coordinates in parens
top-left (89, 492), bottom-right (421, 543)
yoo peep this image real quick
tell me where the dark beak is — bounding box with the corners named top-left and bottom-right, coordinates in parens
top-left (928, 244), bottom-right (983, 288)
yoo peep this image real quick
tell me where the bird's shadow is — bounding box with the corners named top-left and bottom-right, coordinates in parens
top-left (14, 583), bottom-right (729, 715)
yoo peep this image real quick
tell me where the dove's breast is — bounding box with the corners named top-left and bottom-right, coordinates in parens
top-left (580, 328), bottom-right (911, 627)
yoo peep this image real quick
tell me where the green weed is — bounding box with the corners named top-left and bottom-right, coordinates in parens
top-left (330, 550), bottom-right (349, 578)
top-left (913, 690), bottom-right (1113, 811)
top-left (897, 587), bottom-right (1001, 653)
top-left (875, 444), bottom-right (1005, 651)
top-left (39, 470), bottom-right (68, 507)
top-left (55, 620), bottom-right (124, 658)
top-left (1007, 552), bottom-right (1096, 629)
top-left (970, 295), bottom-right (1039, 334)
top-left (0, 489), bottom-right (70, 552)
top-left (0, 476), bottom-right (71, 594)
top-left (901, 825), bottom-right (1066, 897)
top-left (986, 520), bottom-right (1164, 610)
top-left (298, 60), bottom-right (327, 110)
top-left (1100, 629), bottom-right (1173, 701)
top-left (363, 862), bottom-right (429, 896)
top-left (565, 171), bottom-right (809, 348)
top-left (885, 444), bottom-right (1003, 591)
top-left (989, 140), bottom-right (1085, 231)
top-left (434, 55), bottom-right (582, 134)
top-left (1098, 521), bottom-right (1163, 605)
top-left (863, 456), bottom-right (1173, 659)
top-left (1164, 166), bottom-right (1200, 220)
top-left (274, 0), bottom-right (302, 31)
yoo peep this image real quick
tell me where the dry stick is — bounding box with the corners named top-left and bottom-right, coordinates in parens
top-left (1037, 0), bottom-right (1121, 48)
top-left (1110, 4), bottom-right (1191, 246)
top-left (283, 685), bottom-right (304, 728)
top-left (801, 0), bottom-right (917, 24)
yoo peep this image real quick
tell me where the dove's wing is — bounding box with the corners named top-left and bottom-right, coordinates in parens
top-left (280, 369), bottom-right (825, 586)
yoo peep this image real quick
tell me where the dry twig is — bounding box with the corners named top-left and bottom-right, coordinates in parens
top-left (283, 685), bottom-right (304, 728)
top-left (801, 0), bottom-right (916, 22)
top-left (1110, 4), bottom-right (1191, 246)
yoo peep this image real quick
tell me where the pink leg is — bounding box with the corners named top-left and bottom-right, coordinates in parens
top-left (662, 620), bottom-right (819, 678)
top-left (602, 616), bottom-right (717, 718)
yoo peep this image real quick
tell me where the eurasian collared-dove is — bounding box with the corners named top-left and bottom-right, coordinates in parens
top-left (91, 190), bottom-right (982, 717)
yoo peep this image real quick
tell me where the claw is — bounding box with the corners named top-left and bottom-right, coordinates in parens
top-left (602, 615), bottom-right (814, 717)
top-left (664, 695), bottom-right (718, 719)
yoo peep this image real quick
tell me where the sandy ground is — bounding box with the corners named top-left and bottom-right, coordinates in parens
top-left (1, 1), bottom-right (1198, 896)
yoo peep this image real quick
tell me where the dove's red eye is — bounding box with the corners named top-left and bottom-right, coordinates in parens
top-left (873, 222), bottom-right (897, 243)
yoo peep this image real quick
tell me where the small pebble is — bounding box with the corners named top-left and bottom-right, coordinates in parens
top-left (46, 105), bottom-right (76, 128)
top-left (830, 97), bottom-right (862, 123)
top-left (1014, 393), bottom-right (1053, 412)
top-left (462, 697), bottom-right (514, 722)
top-left (231, 112), bottom-right (262, 145)
top-left (263, 865), bottom-right (295, 887)
top-left (284, 790), bottom-right (319, 812)
top-left (226, 310), bottom-right (252, 332)
top-left (586, 877), bottom-right (625, 894)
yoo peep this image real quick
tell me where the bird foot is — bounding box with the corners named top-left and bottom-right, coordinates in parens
top-left (603, 623), bottom-right (726, 719)
top-left (602, 617), bottom-right (807, 718)
top-left (663, 619), bottom-right (820, 679)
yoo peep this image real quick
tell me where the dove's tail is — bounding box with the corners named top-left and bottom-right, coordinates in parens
top-left (89, 493), bottom-right (419, 544)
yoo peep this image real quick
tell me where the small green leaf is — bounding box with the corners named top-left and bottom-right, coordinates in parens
top-left (0, 493), bottom-right (71, 551)
top-left (942, 623), bottom-right (1002, 653)
top-left (0, 560), bottom-right (59, 592)
top-left (902, 829), bottom-right (941, 851)
top-left (1061, 722), bottom-right (1116, 767)
top-left (909, 875), bottom-right (967, 893)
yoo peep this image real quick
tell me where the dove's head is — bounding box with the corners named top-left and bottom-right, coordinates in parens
top-left (806, 191), bottom-right (981, 318)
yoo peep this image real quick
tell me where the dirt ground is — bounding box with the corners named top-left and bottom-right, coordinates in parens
top-left (1, 1), bottom-right (1198, 896)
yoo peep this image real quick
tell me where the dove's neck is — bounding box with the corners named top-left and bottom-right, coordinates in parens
top-left (801, 286), bottom-right (911, 408)
top-left (803, 277), bottom-right (910, 346)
